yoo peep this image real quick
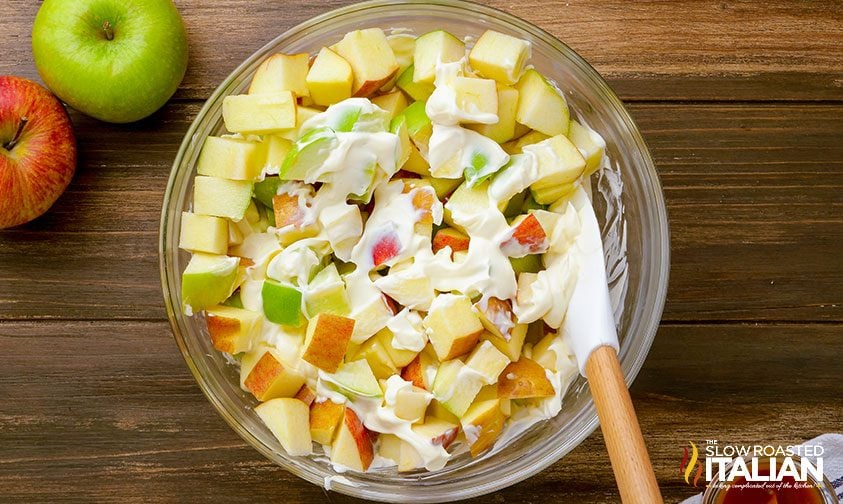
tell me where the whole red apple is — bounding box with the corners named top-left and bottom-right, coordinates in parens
top-left (0, 76), bottom-right (76, 228)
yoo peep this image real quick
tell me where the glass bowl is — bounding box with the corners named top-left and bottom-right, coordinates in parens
top-left (159, 0), bottom-right (670, 501)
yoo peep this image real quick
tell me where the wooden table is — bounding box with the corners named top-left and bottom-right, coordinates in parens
top-left (2, 1), bottom-right (841, 502)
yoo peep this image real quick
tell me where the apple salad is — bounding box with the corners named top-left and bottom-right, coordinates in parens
top-left (179, 27), bottom-right (607, 473)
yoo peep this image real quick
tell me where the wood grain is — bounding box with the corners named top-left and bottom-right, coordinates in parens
top-left (1, 103), bottom-right (840, 322)
top-left (2, 0), bottom-right (841, 102)
top-left (1, 322), bottom-right (840, 503)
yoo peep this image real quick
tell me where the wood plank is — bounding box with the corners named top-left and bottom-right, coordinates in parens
top-left (0, 321), bottom-right (840, 502)
top-left (1, 0), bottom-right (841, 102)
top-left (1, 103), bottom-right (840, 322)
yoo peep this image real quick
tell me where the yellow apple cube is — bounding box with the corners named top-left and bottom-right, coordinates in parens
top-left (469, 85), bottom-right (519, 143)
top-left (243, 348), bottom-right (306, 401)
top-left (453, 76), bottom-right (498, 123)
top-left (371, 89), bottom-right (408, 119)
top-left (249, 52), bottom-right (310, 97)
top-left (461, 398), bottom-right (505, 456)
top-left (196, 136), bottom-right (264, 181)
top-left (205, 305), bottom-right (261, 354)
top-left (192, 176), bottom-right (253, 220)
top-left (413, 30), bottom-right (465, 84)
top-left (393, 384), bottom-right (431, 422)
top-left (515, 69), bottom-right (569, 136)
top-left (331, 408), bottom-right (374, 471)
top-left (222, 92), bottom-right (296, 135)
top-left (469, 30), bottom-right (531, 85)
top-left (306, 47), bottom-right (353, 106)
top-left (255, 398), bottom-right (312, 456)
top-left (567, 119), bottom-right (606, 175)
top-left (376, 328), bottom-right (419, 368)
top-left (179, 212), bottom-right (229, 255)
top-left (465, 340), bottom-right (511, 384)
top-left (334, 28), bottom-right (399, 97)
top-left (423, 294), bottom-right (484, 360)
top-left (523, 134), bottom-right (586, 197)
top-left (309, 399), bottom-right (345, 445)
top-left (481, 323), bottom-right (528, 361)
top-left (432, 359), bottom-right (484, 417)
top-left (302, 313), bottom-right (354, 373)
top-left (354, 337), bottom-right (398, 379)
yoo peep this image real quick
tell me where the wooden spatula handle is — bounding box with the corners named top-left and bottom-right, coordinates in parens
top-left (585, 345), bottom-right (663, 504)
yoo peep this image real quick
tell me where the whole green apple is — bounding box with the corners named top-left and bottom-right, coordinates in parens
top-left (31, 0), bottom-right (188, 124)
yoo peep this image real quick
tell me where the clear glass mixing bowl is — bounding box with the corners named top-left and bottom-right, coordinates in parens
top-left (160, 1), bottom-right (670, 501)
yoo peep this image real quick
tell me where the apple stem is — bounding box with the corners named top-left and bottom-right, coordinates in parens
top-left (3, 118), bottom-right (27, 151)
top-left (102, 20), bottom-right (114, 41)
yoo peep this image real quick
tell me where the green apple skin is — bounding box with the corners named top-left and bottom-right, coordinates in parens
top-left (32, 0), bottom-right (188, 123)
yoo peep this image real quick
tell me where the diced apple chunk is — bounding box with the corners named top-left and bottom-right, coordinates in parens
top-left (376, 327), bottom-right (420, 368)
top-left (523, 134), bottom-right (586, 202)
top-left (481, 323), bottom-right (528, 361)
top-left (222, 92), bottom-right (296, 135)
top-left (179, 212), bottom-right (229, 255)
top-left (255, 398), bottom-right (312, 456)
top-left (249, 52), bottom-right (310, 97)
top-left (397, 64), bottom-right (435, 101)
top-left (306, 47), bottom-right (353, 106)
top-left (474, 297), bottom-right (515, 340)
top-left (181, 253), bottom-right (240, 312)
top-left (413, 30), bottom-right (466, 84)
top-left (331, 408), bottom-right (374, 471)
top-left (205, 305), bottom-right (261, 354)
top-left (432, 227), bottom-right (470, 255)
top-left (567, 119), bottom-right (606, 175)
top-left (393, 384), bottom-right (431, 422)
top-left (432, 359), bottom-right (484, 417)
top-left (498, 357), bottom-right (555, 399)
top-left (371, 89), bottom-right (408, 119)
top-left (465, 340), bottom-right (511, 384)
top-left (412, 418), bottom-right (459, 450)
top-left (514, 69), bottom-right (569, 136)
top-left (461, 398), bottom-right (505, 456)
top-left (294, 385), bottom-right (316, 406)
top-left (334, 28), bottom-right (400, 97)
top-left (400, 345), bottom-right (439, 391)
top-left (305, 263), bottom-right (351, 317)
top-left (453, 76), bottom-right (498, 123)
top-left (243, 348), bottom-right (306, 401)
top-left (423, 293), bottom-right (484, 360)
top-left (261, 280), bottom-right (303, 327)
top-left (197, 136), bottom-right (264, 181)
top-left (500, 213), bottom-right (549, 257)
top-left (272, 192), bottom-right (319, 245)
top-left (469, 30), bottom-right (531, 85)
top-left (193, 176), bottom-right (253, 220)
top-left (326, 359), bottom-right (382, 398)
top-left (302, 312), bottom-right (354, 373)
top-left (310, 399), bottom-right (345, 445)
top-left (469, 85), bottom-right (519, 143)
top-left (354, 337), bottom-right (398, 379)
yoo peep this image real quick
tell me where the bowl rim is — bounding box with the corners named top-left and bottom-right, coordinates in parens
top-left (160, 0), bottom-right (670, 501)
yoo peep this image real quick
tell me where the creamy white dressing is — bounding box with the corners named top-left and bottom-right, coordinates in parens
top-left (428, 124), bottom-right (509, 180)
top-left (386, 308), bottom-right (427, 352)
top-left (426, 60), bottom-right (498, 125)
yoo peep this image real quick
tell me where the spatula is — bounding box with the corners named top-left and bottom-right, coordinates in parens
top-left (562, 188), bottom-right (663, 503)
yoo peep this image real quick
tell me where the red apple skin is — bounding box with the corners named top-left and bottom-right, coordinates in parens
top-left (0, 76), bottom-right (76, 228)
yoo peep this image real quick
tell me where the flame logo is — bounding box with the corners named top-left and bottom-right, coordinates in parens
top-left (679, 442), bottom-right (704, 487)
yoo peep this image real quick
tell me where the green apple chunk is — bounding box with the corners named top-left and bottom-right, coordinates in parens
top-left (193, 176), bottom-right (254, 220)
top-left (279, 127), bottom-right (338, 181)
top-left (181, 253), bottom-right (240, 313)
top-left (413, 31), bottom-right (465, 84)
top-left (515, 69), bottom-right (569, 137)
top-left (31, 0), bottom-right (188, 123)
top-left (305, 263), bottom-right (351, 317)
top-left (253, 177), bottom-right (281, 209)
top-left (509, 254), bottom-right (542, 274)
top-left (432, 359), bottom-right (484, 417)
top-left (324, 359), bottom-right (382, 398)
top-left (567, 119), bottom-right (606, 175)
top-left (397, 101), bottom-right (432, 149)
top-left (196, 136), bottom-right (265, 181)
top-left (222, 91), bottom-right (296, 135)
top-left (397, 65), bottom-right (435, 101)
top-left (261, 279), bottom-right (304, 327)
